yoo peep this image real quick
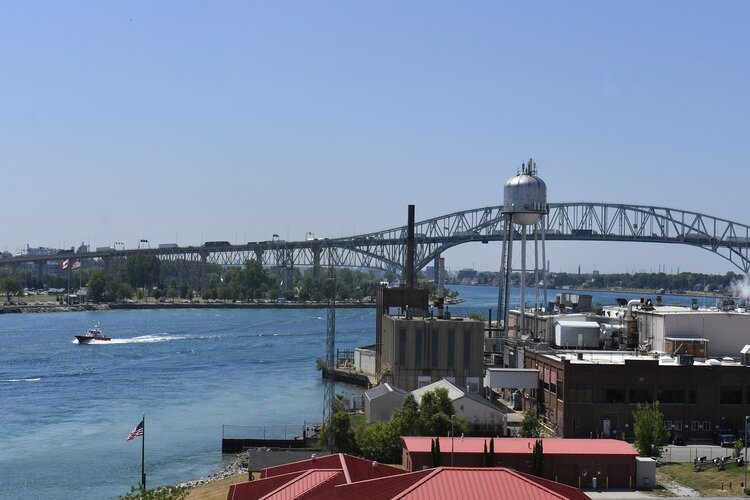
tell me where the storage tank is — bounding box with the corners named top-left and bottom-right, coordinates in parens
top-left (502, 158), bottom-right (548, 225)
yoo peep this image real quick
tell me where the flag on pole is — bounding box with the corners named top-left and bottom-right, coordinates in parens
top-left (127, 419), bottom-right (144, 441)
top-left (59, 258), bottom-right (71, 270)
top-left (71, 261), bottom-right (81, 270)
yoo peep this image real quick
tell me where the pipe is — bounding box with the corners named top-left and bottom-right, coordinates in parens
top-left (626, 299), bottom-right (640, 317)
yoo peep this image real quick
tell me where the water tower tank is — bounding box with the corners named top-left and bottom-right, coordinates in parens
top-left (503, 158), bottom-right (548, 225)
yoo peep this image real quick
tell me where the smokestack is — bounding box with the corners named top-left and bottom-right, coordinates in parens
top-left (407, 204), bottom-right (415, 287)
top-left (438, 257), bottom-right (445, 318)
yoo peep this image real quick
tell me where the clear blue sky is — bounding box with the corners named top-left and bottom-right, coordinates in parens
top-left (2, 2), bottom-right (748, 274)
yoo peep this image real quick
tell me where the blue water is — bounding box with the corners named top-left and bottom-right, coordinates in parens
top-left (0, 285), bottom-right (715, 499)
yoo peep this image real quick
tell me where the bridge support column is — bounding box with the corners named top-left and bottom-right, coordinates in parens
top-left (36, 262), bottom-right (44, 286)
top-left (254, 249), bottom-right (263, 263)
top-left (433, 255), bottom-right (440, 283)
top-left (200, 252), bottom-right (208, 290)
top-left (103, 256), bottom-right (111, 274)
top-left (312, 247), bottom-right (322, 278)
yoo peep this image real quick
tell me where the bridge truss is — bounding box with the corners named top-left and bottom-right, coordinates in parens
top-left (4, 203), bottom-right (750, 290)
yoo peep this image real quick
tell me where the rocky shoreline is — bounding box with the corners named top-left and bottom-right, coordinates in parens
top-left (178, 452), bottom-right (248, 489)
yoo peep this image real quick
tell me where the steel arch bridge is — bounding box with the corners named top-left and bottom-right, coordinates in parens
top-left (4, 203), bottom-right (750, 289)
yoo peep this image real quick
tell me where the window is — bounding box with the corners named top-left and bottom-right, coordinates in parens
top-left (629, 388), bottom-right (652, 404)
top-left (568, 385), bottom-right (592, 402)
top-left (398, 328), bottom-right (407, 365)
top-left (447, 329), bottom-right (455, 369)
top-left (657, 388), bottom-right (684, 404)
top-left (691, 421), bottom-right (699, 431)
top-left (720, 386), bottom-right (743, 404)
top-left (702, 421), bottom-right (711, 431)
top-left (664, 420), bottom-right (672, 430)
top-left (596, 386), bottom-right (625, 403)
top-left (673, 421), bottom-right (683, 431)
top-left (572, 418), bottom-right (580, 430)
top-left (463, 329), bottom-right (472, 367)
top-left (414, 328), bottom-right (423, 369)
top-left (431, 330), bottom-right (439, 369)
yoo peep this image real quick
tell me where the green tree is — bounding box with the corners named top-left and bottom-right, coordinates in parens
top-left (519, 406), bottom-right (541, 438)
top-left (489, 438), bottom-right (495, 466)
top-left (357, 420), bottom-right (402, 464)
top-left (0, 275), bottom-right (22, 302)
top-left (124, 254), bottom-right (161, 291)
top-left (632, 401), bottom-right (669, 458)
top-left (319, 396), bottom-right (358, 454)
top-left (530, 439), bottom-right (544, 475)
top-left (87, 271), bottom-right (108, 303)
top-left (119, 484), bottom-right (187, 499)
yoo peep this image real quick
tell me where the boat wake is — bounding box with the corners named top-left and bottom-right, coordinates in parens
top-left (3, 377), bottom-right (41, 383)
top-left (72, 334), bottom-right (189, 345)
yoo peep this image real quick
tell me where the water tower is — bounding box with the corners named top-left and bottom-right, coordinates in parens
top-left (497, 158), bottom-right (549, 338)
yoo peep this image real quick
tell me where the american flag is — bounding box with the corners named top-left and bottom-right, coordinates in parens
top-left (126, 420), bottom-right (144, 441)
top-left (59, 258), bottom-right (71, 270)
top-left (71, 261), bottom-right (81, 270)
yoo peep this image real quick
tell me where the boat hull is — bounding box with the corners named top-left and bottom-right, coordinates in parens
top-left (75, 335), bottom-right (111, 344)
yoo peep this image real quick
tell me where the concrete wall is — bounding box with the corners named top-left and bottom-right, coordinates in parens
top-left (640, 310), bottom-right (750, 357)
top-left (381, 315), bottom-right (484, 391)
top-left (354, 347), bottom-right (376, 376)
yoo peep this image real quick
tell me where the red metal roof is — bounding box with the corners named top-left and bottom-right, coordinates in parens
top-left (231, 454), bottom-right (405, 500)
top-left (263, 469), bottom-right (344, 500)
top-left (335, 467), bottom-right (588, 500)
top-left (402, 437), bottom-right (637, 456)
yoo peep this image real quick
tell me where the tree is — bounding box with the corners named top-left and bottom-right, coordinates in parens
top-left (483, 440), bottom-right (489, 467)
top-left (124, 254), bottom-right (161, 291)
top-left (632, 401), bottom-right (669, 458)
top-left (0, 276), bottom-right (22, 302)
top-left (489, 437), bottom-right (495, 466)
top-left (530, 439), bottom-right (544, 475)
top-left (519, 406), bottom-right (541, 438)
top-left (319, 396), bottom-right (358, 454)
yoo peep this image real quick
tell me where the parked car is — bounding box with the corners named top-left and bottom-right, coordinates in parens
top-left (719, 434), bottom-right (737, 447)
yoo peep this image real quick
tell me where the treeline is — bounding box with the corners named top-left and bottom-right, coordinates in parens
top-left (472, 270), bottom-right (743, 292)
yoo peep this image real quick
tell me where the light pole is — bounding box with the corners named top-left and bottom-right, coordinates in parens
top-left (451, 414), bottom-right (455, 466)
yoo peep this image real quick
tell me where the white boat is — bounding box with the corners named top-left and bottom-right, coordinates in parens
top-left (75, 323), bottom-right (111, 344)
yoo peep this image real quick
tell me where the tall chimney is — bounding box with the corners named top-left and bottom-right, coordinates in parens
top-left (406, 204), bottom-right (415, 287)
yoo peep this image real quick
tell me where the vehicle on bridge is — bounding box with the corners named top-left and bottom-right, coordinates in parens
top-left (203, 241), bottom-right (231, 247)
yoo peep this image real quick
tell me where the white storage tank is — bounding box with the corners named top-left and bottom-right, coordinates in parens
top-left (554, 320), bottom-right (601, 348)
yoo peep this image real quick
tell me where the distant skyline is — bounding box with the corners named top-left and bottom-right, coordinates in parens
top-left (2, 2), bottom-right (748, 275)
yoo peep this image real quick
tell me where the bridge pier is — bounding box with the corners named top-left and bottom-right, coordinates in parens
top-left (200, 251), bottom-right (208, 290)
top-left (312, 247), bottom-right (322, 278)
top-left (36, 262), bottom-right (44, 286)
top-left (254, 248), bottom-right (263, 264)
top-left (103, 256), bottom-right (111, 274)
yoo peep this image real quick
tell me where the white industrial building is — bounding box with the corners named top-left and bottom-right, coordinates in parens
top-left (606, 305), bottom-right (750, 357)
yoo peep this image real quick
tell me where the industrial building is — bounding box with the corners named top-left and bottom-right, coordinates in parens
top-left (401, 437), bottom-right (643, 490)
top-left (519, 349), bottom-right (750, 440)
top-left (380, 313), bottom-right (485, 392)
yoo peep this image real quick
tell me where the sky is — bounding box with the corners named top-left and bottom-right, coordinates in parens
top-left (1, 2), bottom-right (749, 275)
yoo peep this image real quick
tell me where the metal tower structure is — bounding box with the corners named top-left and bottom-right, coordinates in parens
top-left (322, 246), bottom-right (337, 452)
top-left (498, 158), bottom-right (549, 337)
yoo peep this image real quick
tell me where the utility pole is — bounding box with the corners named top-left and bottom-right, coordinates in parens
top-left (323, 246), bottom-right (337, 452)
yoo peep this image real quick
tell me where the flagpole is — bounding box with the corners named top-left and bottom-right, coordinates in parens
top-left (141, 413), bottom-right (146, 491)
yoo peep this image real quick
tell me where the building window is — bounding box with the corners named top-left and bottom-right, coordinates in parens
top-left (431, 330), bottom-right (439, 369)
top-left (398, 328), bottom-right (407, 365)
top-left (447, 329), bottom-right (455, 369)
top-left (664, 420), bottom-right (672, 430)
top-left (657, 388), bottom-right (685, 404)
top-left (691, 421), bottom-right (699, 431)
top-left (572, 418), bottom-right (580, 430)
top-left (596, 386), bottom-right (625, 403)
top-left (629, 388), bottom-right (652, 404)
top-left (702, 421), bottom-right (711, 431)
top-left (463, 329), bottom-right (471, 367)
top-left (673, 421), bottom-right (682, 431)
top-left (414, 328), bottom-right (423, 369)
top-left (568, 385), bottom-right (593, 402)
top-left (720, 386), bottom-right (743, 404)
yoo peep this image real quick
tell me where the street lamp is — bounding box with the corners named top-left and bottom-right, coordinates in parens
top-left (451, 414), bottom-right (455, 466)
